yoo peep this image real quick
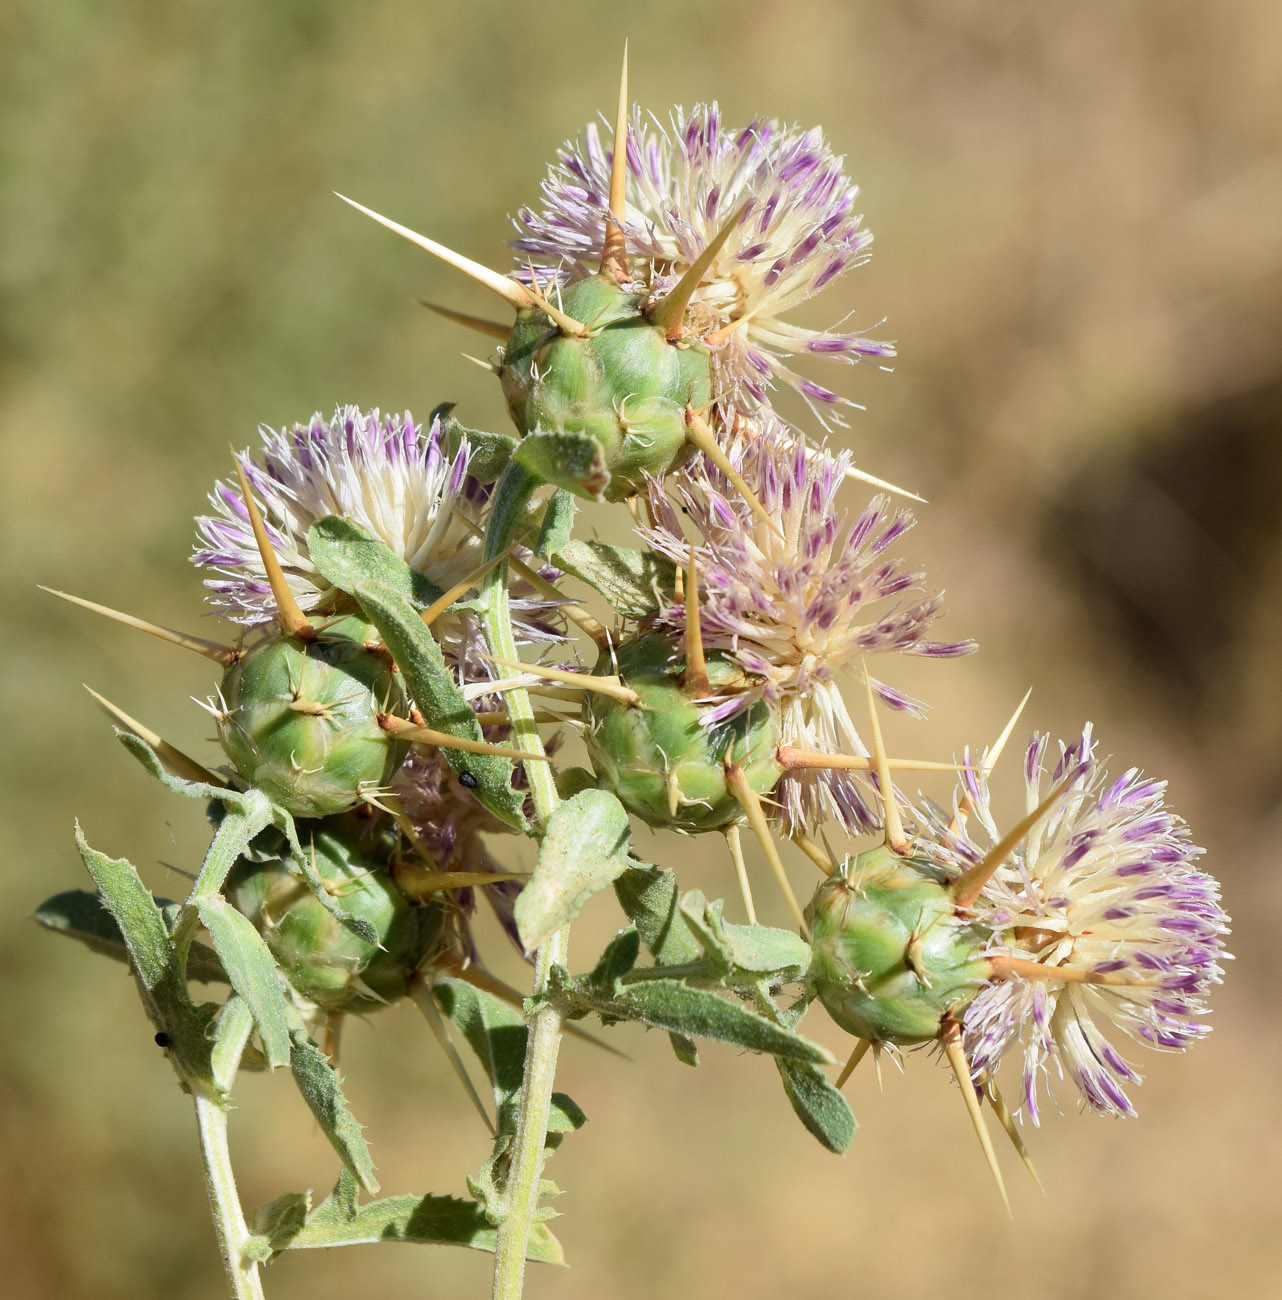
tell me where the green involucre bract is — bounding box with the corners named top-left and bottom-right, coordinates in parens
top-left (500, 276), bottom-right (712, 499)
top-left (583, 632), bottom-right (782, 832)
top-left (805, 845), bottom-right (992, 1045)
top-left (216, 613), bottom-right (410, 817)
top-left (226, 819), bottom-right (445, 1012)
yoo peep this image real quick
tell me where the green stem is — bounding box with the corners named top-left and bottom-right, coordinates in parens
top-left (481, 460), bottom-right (568, 1299)
top-left (195, 997), bottom-right (264, 1300)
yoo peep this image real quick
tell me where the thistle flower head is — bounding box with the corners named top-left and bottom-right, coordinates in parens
top-left (511, 104), bottom-right (893, 427)
top-left (642, 418), bottom-right (973, 833)
top-left (193, 406), bottom-right (483, 626)
top-left (915, 727), bottom-right (1229, 1122)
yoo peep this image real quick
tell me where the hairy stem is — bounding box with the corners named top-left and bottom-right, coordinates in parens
top-left (195, 997), bottom-right (264, 1300)
top-left (480, 460), bottom-right (568, 1299)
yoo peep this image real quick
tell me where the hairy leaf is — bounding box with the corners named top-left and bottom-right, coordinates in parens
top-left (515, 790), bottom-right (632, 953)
top-left (307, 517), bottom-right (526, 829)
top-left (777, 1059), bottom-right (857, 1154)
top-left (554, 540), bottom-right (677, 617)
top-left (288, 1026), bottom-right (379, 1194)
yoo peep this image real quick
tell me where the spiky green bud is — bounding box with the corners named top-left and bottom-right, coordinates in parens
top-left (500, 276), bottom-right (713, 499)
top-left (226, 818), bottom-right (445, 1012)
top-left (583, 632), bottom-right (782, 832)
top-left (805, 846), bottom-right (992, 1045)
top-left (217, 614), bottom-right (410, 817)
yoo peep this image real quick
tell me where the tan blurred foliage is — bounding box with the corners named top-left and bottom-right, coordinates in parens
top-left (3, 2), bottom-right (1279, 1297)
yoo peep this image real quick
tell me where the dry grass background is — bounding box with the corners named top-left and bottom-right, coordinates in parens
top-left (3, 2), bottom-right (1280, 1296)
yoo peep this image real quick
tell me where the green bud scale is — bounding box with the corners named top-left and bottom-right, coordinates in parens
top-left (226, 819), bottom-right (445, 1012)
top-left (583, 632), bottom-right (782, 832)
top-left (500, 276), bottom-right (713, 499)
top-left (217, 614), bottom-right (410, 817)
top-left (805, 845), bottom-right (992, 1045)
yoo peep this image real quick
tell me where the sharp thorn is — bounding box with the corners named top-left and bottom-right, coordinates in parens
top-left (230, 456), bottom-right (314, 640)
top-left (725, 762), bottom-right (809, 937)
top-left (788, 830), bottom-right (838, 877)
top-left (419, 550), bottom-right (514, 628)
top-left (83, 685), bottom-right (225, 787)
top-left (410, 977), bottom-right (495, 1134)
top-left (649, 201), bottom-right (750, 340)
top-left (835, 1038), bottom-right (872, 1088)
top-left (680, 547), bottom-right (710, 695)
top-left (417, 299), bottom-right (511, 341)
top-left (461, 352), bottom-right (502, 374)
top-left (599, 40), bottom-right (631, 281)
top-left (480, 654), bottom-right (639, 706)
top-left (40, 587), bottom-right (237, 665)
top-left (336, 192), bottom-right (532, 312)
top-left (982, 1076), bottom-right (1044, 1192)
top-left (724, 823), bottom-right (758, 925)
top-left (952, 769), bottom-right (1078, 909)
top-left (942, 1015), bottom-right (1011, 1218)
top-left (863, 668), bottom-right (908, 854)
top-left (986, 955), bottom-right (1150, 988)
top-left (684, 409), bottom-right (784, 541)
top-left (377, 714), bottom-right (551, 762)
top-left (776, 745), bottom-right (969, 774)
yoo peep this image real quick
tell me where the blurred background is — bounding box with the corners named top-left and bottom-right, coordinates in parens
top-left (3, 1), bottom-right (1280, 1296)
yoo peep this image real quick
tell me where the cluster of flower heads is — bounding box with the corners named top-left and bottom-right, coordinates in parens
top-left (912, 726), bottom-right (1229, 1121)
top-left (641, 417), bottom-right (973, 834)
top-left (182, 84), bottom-right (1226, 1140)
top-left (512, 103), bottom-right (893, 427)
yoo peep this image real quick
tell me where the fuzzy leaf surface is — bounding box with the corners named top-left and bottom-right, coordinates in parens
top-left (613, 863), bottom-right (703, 967)
top-left (513, 429), bottom-right (608, 500)
top-left (34, 889), bottom-right (227, 984)
top-left (433, 405), bottom-right (518, 484)
top-left (307, 517), bottom-right (526, 829)
top-left (515, 790), bottom-right (632, 953)
top-left (776, 1059), bottom-right (857, 1153)
top-left (566, 975), bottom-right (832, 1064)
top-left (74, 829), bottom-right (217, 1082)
top-left (264, 1169), bottom-right (563, 1263)
top-left (554, 541), bottom-right (678, 617)
top-left (288, 1025), bottom-right (379, 1193)
top-left (196, 898), bottom-right (292, 1068)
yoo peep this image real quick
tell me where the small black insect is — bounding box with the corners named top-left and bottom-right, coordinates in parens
top-left (154, 1032), bottom-right (171, 1048)
top-left (458, 770), bottom-right (479, 789)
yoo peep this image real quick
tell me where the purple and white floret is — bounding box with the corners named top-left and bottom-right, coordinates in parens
top-left (511, 104), bottom-right (894, 427)
top-left (915, 727), bottom-right (1230, 1122)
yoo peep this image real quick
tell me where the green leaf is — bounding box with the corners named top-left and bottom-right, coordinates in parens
top-left (777, 1059), bottom-right (857, 1154)
top-left (291, 836), bottom-right (379, 946)
top-left (515, 790), bottom-right (632, 953)
top-left (288, 1025), bottom-right (379, 1193)
top-left (34, 889), bottom-right (227, 984)
top-left (432, 404), bottom-right (518, 484)
top-left (585, 928), bottom-right (641, 991)
top-left (554, 541), bottom-right (678, 617)
top-left (248, 1191), bottom-right (310, 1259)
top-left (678, 891), bottom-right (811, 983)
top-left (197, 898), bottom-right (292, 1068)
top-left (307, 517), bottom-right (526, 829)
top-left (531, 488), bottom-right (577, 557)
top-left (270, 1169), bottom-right (564, 1263)
top-left (668, 1032), bottom-right (699, 1067)
top-left (432, 977), bottom-right (528, 1107)
top-left (116, 730), bottom-right (231, 804)
top-left (73, 829), bottom-right (216, 1083)
top-left (613, 864), bottom-right (703, 967)
top-left (512, 429), bottom-right (609, 500)
top-left (595, 980), bottom-right (834, 1064)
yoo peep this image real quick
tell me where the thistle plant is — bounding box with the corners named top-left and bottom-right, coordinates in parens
top-left (38, 50), bottom-right (1229, 1300)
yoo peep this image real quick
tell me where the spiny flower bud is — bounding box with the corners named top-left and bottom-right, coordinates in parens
top-left (500, 275), bottom-right (713, 500)
top-left (582, 631), bottom-right (781, 831)
top-left (215, 613), bottom-right (410, 817)
top-left (805, 845), bottom-right (992, 1045)
top-left (226, 819), bottom-right (445, 1012)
